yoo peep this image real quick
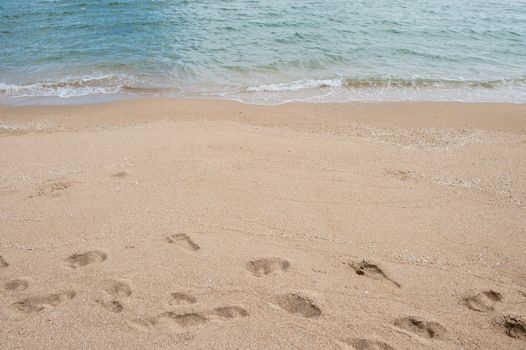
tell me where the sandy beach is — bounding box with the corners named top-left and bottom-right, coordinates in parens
top-left (0, 99), bottom-right (525, 349)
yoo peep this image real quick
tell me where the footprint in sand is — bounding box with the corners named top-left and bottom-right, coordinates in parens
top-left (349, 260), bottom-right (401, 288)
top-left (5, 279), bottom-right (29, 292)
top-left (275, 293), bottom-right (321, 318)
top-left (165, 234), bottom-right (200, 251)
top-left (209, 306), bottom-right (249, 320)
top-left (131, 305), bottom-right (248, 331)
top-left (496, 314), bottom-right (526, 341)
top-left (131, 316), bottom-right (160, 330)
top-left (464, 290), bottom-right (503, 312)
top-left (345, 338), bottom-right (396, 350)
top-left (96, 299), bottom-right (124, 313)
top-left (35, 181), bottom-right (74, 198)
top-left (104, 280), bottom-right (132, 298)
top-left (0, 255), bottom-right (8, 268)
top-left (160, 311), bottom-right (209, 328)
top-left (394, 316), bottom-right (446, 339)
top-left (384, 169), bottom-right (416, 182)
top-left (113, 171), bottom-right (128, 178)
top-left (170, 292), bottom-right (197, 306)
top-left (96, 280), bottom-right (132, 313)
top-left (11, 290), bottom-right (76, 314)
top-left (246, 257), bottom-right (290, 277)
top-left (65, 250), bottom-right (107, 268)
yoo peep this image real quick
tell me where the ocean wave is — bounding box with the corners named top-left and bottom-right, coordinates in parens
top-left (246, 79), bottom-right (344, 92)
top-left (344, 78), bottom-right (526, 89)
top-left (0, 76), bottom-right (130, 98)
top-left (245, 77), bottom-right (526, 92)
top-left (1, 75), bottom-right (525, 104)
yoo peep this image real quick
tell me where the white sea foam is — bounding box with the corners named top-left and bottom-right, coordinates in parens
top-left (0, 76), bottom-right (128, 98)
top-left (1, 76), bottom-right (526, 105)
top-left (246, 79), bottom-right (344, 92)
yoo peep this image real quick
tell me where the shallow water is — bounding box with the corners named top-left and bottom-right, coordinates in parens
top-left (1, 0), bottom-right (525, 104)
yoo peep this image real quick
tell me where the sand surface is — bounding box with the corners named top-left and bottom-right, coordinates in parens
top-left (1, 99), bottom-right (526, 349)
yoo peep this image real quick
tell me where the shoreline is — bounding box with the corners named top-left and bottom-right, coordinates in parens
top-left (2, 91), bottom-right (526, 108)
top-left (2, 75), bottom-right (526, 106)
top-left (2, 98), bottom-right (526, 133)
top-left (3, 93), bottom-right (526, 107)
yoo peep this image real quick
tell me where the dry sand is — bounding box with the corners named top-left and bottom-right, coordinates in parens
top-left (0, 99), bottom-right (525, 349)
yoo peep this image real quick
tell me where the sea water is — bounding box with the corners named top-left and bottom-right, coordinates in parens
top-left (1, 0), bottom-right (525, 104)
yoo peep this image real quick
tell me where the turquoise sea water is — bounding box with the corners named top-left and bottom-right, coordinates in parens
top-left (1, 0), bottom-right (525, 104)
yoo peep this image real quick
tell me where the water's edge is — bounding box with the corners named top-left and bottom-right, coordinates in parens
top-left (2, 0), bottom-right (525, 105)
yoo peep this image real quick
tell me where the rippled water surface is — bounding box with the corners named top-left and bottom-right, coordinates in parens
top-left (1, 0), bottom-right (525, 103)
